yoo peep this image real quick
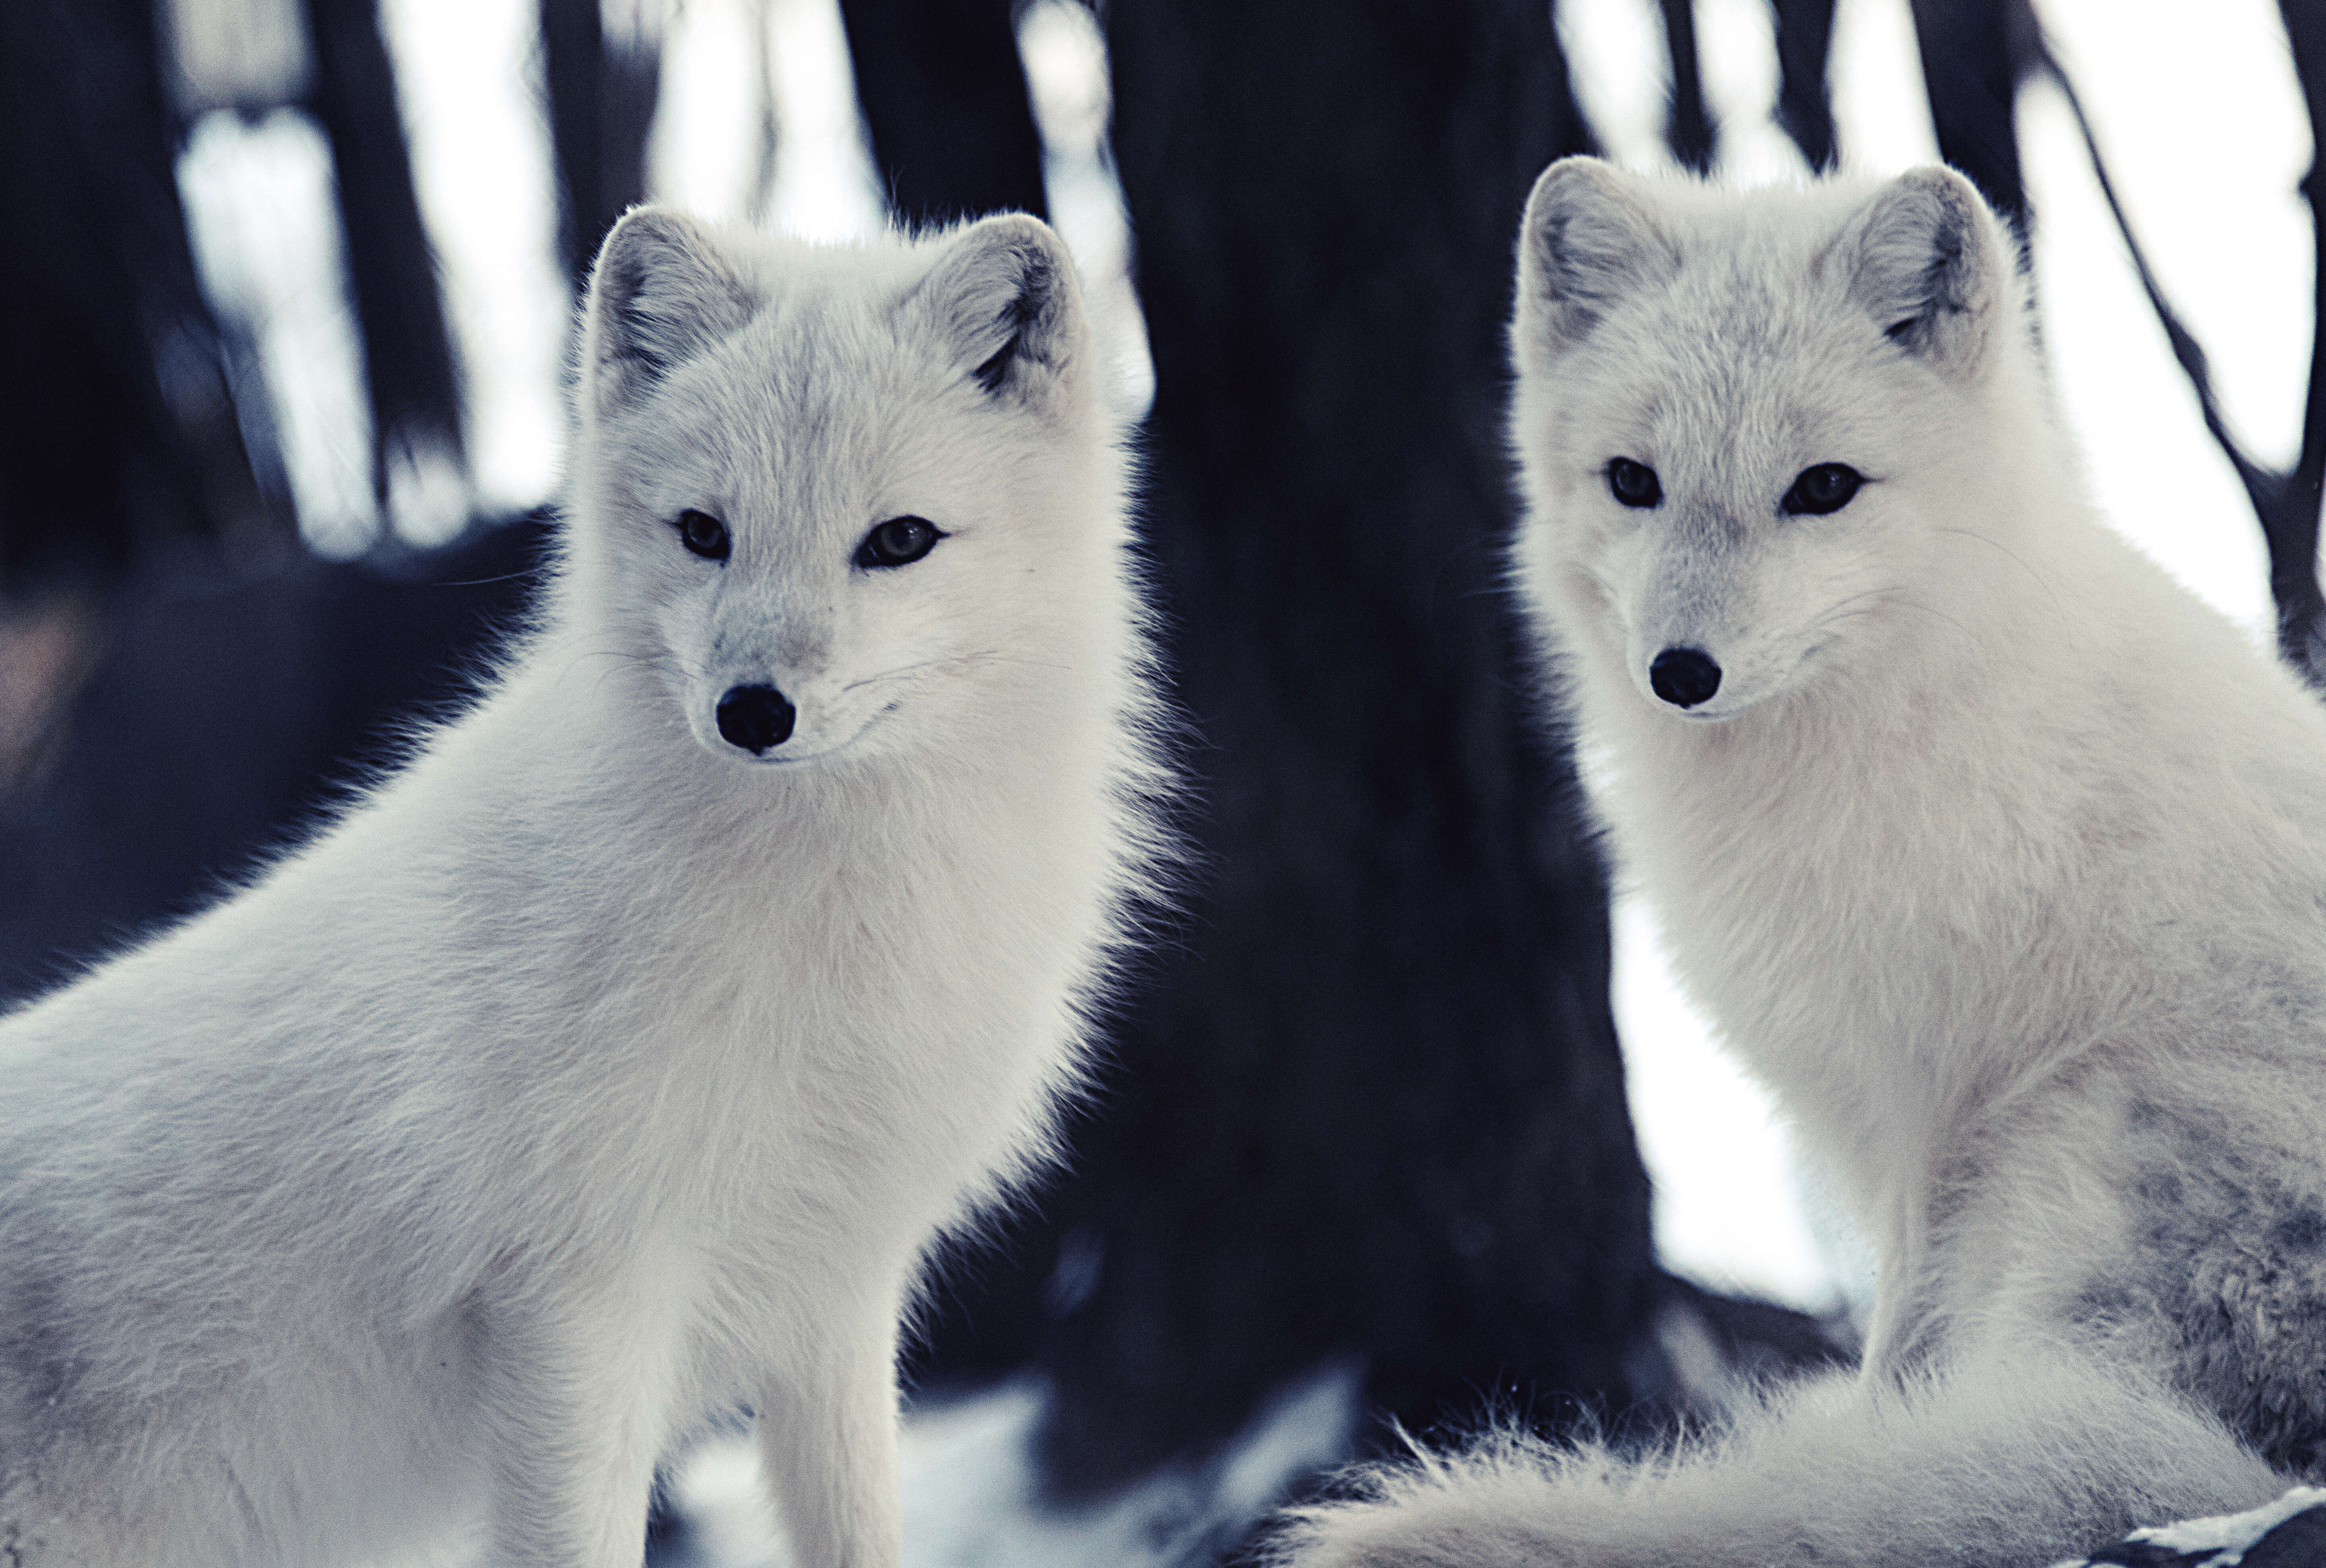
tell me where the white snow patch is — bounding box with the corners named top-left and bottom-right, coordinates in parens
top-left (648, 0), bottom-right (885, 242)
top-left (664, 1366), bottom-right (1360, 1568)
top-left (176, 109), bottom-right (381, 559)
top-left (1829, 0), bottom-right (1941, 170)
top-left (1558, 0), bottom-right (1674, 173)
top-left (2050, 1485), bottom-right (2326, 1568)
top-left (1612, 894), bottom-right (1856, 1313)
top-left (2128, 1485), bottom-right (2326, 1562)
top-left (1018, 0), bottom-right (1153, 421)
top-left (379, 0), bottom-right (567, 520)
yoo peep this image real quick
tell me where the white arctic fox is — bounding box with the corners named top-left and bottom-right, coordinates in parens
top-left (0, 207), bottom-right (1165, 1566)
top-left (1272, 160), bottom-right (2326, 1566)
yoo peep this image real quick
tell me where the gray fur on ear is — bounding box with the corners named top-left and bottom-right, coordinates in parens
top-left (1515, 156), bottom-right (1680, 358)
top-left (1852, 166), bottom-right (2007, 378)
top-left (917, 213), bottom-right (1086, 409)
top-left (584, 207), bottom-right (755, 409)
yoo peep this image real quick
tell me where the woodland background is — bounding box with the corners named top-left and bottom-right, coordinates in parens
top-left (0, 0), bottom-right (2319, 1561)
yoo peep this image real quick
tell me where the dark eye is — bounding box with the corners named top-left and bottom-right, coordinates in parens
top-left (1607, 458), bottom-right (1662, 509)
top-left (676, 509), bottom-right (730, 560)
top-left (1781, 463), bottom-right (1864, 516)
top-left (855, 515), bottom-right (945, 569)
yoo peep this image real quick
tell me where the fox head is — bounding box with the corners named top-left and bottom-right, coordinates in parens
top-left (1506, 159), bottom-right (2041, 726)
top-left (562, 207), bottom-right (1123, 772)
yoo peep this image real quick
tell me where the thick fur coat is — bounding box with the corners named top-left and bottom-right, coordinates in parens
top-left (1273, 161), bottom-right (2326, 1566)
top-left (0, 208), bottom-right (1166, 1567)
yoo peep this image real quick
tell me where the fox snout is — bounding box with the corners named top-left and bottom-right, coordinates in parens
top-left (688, 651), bottom-right (892, 767)
top-left (715, 684), bottom-right (797, 754)
top-left (1647, 646), bottom-right (1722, 709)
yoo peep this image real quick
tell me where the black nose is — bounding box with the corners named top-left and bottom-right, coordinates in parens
top-left (715, 684), bottom-right (796, 753)
top-left (1649, 647), bottom-right (1722, 709)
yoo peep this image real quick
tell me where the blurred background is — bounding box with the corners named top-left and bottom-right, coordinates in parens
top-left (0, 0), bottom-right (2319, 1562)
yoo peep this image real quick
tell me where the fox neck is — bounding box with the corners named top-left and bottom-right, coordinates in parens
top-left (1566, 475), bottom-right (2106, 1238)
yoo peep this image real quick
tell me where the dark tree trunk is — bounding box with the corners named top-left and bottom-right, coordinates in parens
top-left (541, 0), bottom-right (662, 288)
top-left (1014, 0), bottom-right (1659, 1497)
top-left (1659, 0), bottom-right (1718, 173)
top-left (1770, 0), bottom-right (1839, 171)
top-left (0, 519), bottom-right (552, 1003)
top-left (0, 0), bottom-right (279, 595)
top-left (302, 0), bottom-right (464, 492)
top-left (1906, 0), bottom-right (2038, 227)
top-left (837, 0), bottom-right (1048, 227)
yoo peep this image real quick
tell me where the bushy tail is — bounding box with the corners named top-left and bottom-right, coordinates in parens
top-left (1261, 1349), bottom-right (2286, 1568)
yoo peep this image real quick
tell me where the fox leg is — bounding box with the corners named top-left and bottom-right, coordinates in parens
top-left (1265, 1350), bottom-right (2284, 1568)
top-left (756, 1301), bottom-right (905, 1568)
top-left (468, 1289), bottom-right (673, 1568)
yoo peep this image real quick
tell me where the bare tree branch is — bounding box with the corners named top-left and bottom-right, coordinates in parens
top-left (2040, 25), bottom-right (2326, 681)
top-left (2272, 0), bottom-right (2326, 678)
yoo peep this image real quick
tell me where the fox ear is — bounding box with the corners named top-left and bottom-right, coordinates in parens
top-left (582, 207), bottom-right (755, 412)
top-left (1514, 157), bottom-right (1677, 361)
top-left (1851, 167), bottom-right (2008, 379)
top-left (917, 213), bottom-right (1088, 413)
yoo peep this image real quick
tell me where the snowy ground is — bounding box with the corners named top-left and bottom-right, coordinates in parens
top-left (654, 1369), bottom-right (1361, 1568)
top-left (2053, 1486), bottom-right (2326, 1567)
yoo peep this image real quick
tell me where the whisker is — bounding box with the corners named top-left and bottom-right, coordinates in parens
top-left (1796, 585), bottom-right (1907, 640)
top-left (558, 647), bottom-right (690, 699)
top-left (839, 650), bottom-right (1073, 693)
top-left (1937, 527), bottom-right (2065, 622)
top-left (1886, 596), bottom-right (1980, 651)
top-left (841, 658), bottom-right (955, 694)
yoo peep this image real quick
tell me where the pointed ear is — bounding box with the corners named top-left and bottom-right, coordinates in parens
top-left (1514, 157), bottom-right (1678, 362)
top-left (1850, 167), bottom-right (2008, 378)
top-left (582, 207), bottom-right (755, 412)
top-left (916, 213), bottom-right (1088, 412)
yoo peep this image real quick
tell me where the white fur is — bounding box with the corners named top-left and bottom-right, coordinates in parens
top-left (0, 208), bottom-right (1169, 1568)
top-left (1271, 160), bottom-right (2326, 1565)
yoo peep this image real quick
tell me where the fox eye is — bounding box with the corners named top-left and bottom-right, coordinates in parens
top-left (1782, 463), bottom-right (1864, 516)
top-left (855, 515), bottom-right (945, 569)
top-left (676, 509), bottom-right (730, 561)
top-left (1607, 458), bottom-right (1661, 509)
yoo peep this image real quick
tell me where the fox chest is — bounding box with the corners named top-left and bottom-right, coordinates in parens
top-left (625, 898), bottom-right (1087, 1223)
top-left (1601, 743), bottom-right (2056, 1195)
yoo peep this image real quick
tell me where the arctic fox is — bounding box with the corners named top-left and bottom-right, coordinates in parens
top-left (0, 207), bottom-right (1166, 1566)
top-left (1270, 160), bottom-right (2326, 1566)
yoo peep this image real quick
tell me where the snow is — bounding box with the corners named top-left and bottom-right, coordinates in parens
top-left (378, 0), bottom-right (568, 525)
top-left (647, 0), bottom-right (885, 242)
top-left (661, 1367), bottom-right (1361, 1568)
top-left (2051, 1485), bottom-right (2326, 1567)
top-left (175, 108), bottom-right (381, 559)
top-left (1611, 896), bottom-right (1855, 1309)
top-left (2130, 1486), bottom-right (2326, 1560)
